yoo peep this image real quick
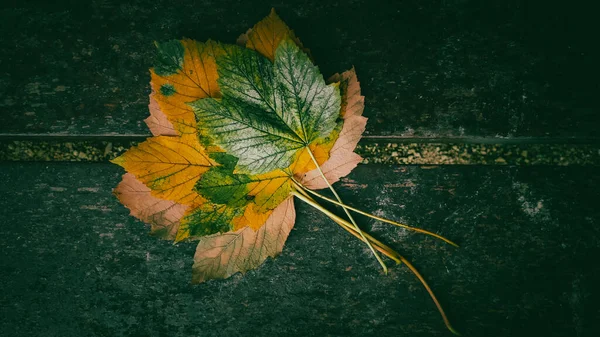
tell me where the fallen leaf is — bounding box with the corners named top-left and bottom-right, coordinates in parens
top-left (113, 10), bottom-right (364, 281)
top-left (113, 10), bottom-right (363, 280)
top-left (150, 39), bottom-right (224, 135)
top-left (192, 39), bottom-right (340, 174)
top-left (111, 135), bottom-right (215, 207)
top-left (192, 196), bottom-right (295, 283)
top-left (240, 8), bottom-right (298, 61)
top-left (112, 10), bottom-right (460, 333)
top-left (114, 173), bottom-right (187, 240)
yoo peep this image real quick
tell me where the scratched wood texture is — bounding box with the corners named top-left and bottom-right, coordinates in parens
top-left (0, 0), bottom-right (597, 138)
top-left (1, 162), bottom-right (599, 337)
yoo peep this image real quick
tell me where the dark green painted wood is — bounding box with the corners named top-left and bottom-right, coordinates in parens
top-left (2, 163), bottom-right (599, 336)
top-left (0, 0), bottom-right (597, 138)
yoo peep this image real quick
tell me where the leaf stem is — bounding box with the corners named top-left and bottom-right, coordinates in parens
top-left (292, 190), bottom-right (401, 264)
top-left (291, 190), bottom-right (460, 335)
top-left (397, 255), bottom-right (462, 335)
top-left (305, 147), bottom-right (388, 274)
top-left (292, 179), bottom-right (458, 247)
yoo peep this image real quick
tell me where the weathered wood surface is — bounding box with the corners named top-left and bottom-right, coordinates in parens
top-left (0, 0), bottom-right (597, 138)
top-left (1, 163), bottom-right (599, 336)
top-left (2, 138), bottom-right (600, 166)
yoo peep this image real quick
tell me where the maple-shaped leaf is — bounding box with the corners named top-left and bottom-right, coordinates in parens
top-left (191, 196), bottom-right (295, 282)
top-left (113, 20), bottom-right (363, 263)
top-left (237, 8), bottom-right (310, 61)
top-left (150, 39), bottom-right (224, 135)
top-left (113, 39), bottom-right (232, 236)
top-left (192, 39), bottom-right (341, 175)
top-left (112, 9), bottom-right (460, 334)
top-left (111, 135), bottom-right (215, 207)
top-left (114, 173), bottom-right (187, 240)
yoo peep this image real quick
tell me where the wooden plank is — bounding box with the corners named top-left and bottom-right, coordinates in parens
top-left (2, 137), bottom-right (600, 166)
top-left (0, 1), bottom-right (597, 138)
top-left (1, 162), bottom-right (599, 336)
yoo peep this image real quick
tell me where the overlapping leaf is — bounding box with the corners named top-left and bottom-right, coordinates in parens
top-left (114, 173), bottom-right (187, 240)
top-left (112, 9), bottom-right (367, 282)
top-left (150, 39), bottom-right (224, 135)
top-left (192, 197), bottom-right (296, 283)
top-left (111, 135), bottom-right (214, 207)
top-left (192, 39), bottom-right (341, 175)
top-left (298, 68), bottom-right (367, 189)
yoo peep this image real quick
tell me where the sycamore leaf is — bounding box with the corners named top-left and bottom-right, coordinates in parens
top-left (150, 39), bottom-right (224, 135)
top-left (238, 8), bottom-right (310, 61)
top-left (171, 152), bottom-right (293, 242)
top-left (114, 173), bottom-right (187, 240)
top-left (112, 9), bottom-right (361, 277)
top-left (191, 196), bottom-right (295, 283)
top-left (111, 135), bottom-right (215, 207)
top-left (192, 39), bottom-right (341, 175)
top-left (242, 8), bottom-right (295, 61)
top-left (113, 9), bottom-right (364, 282)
